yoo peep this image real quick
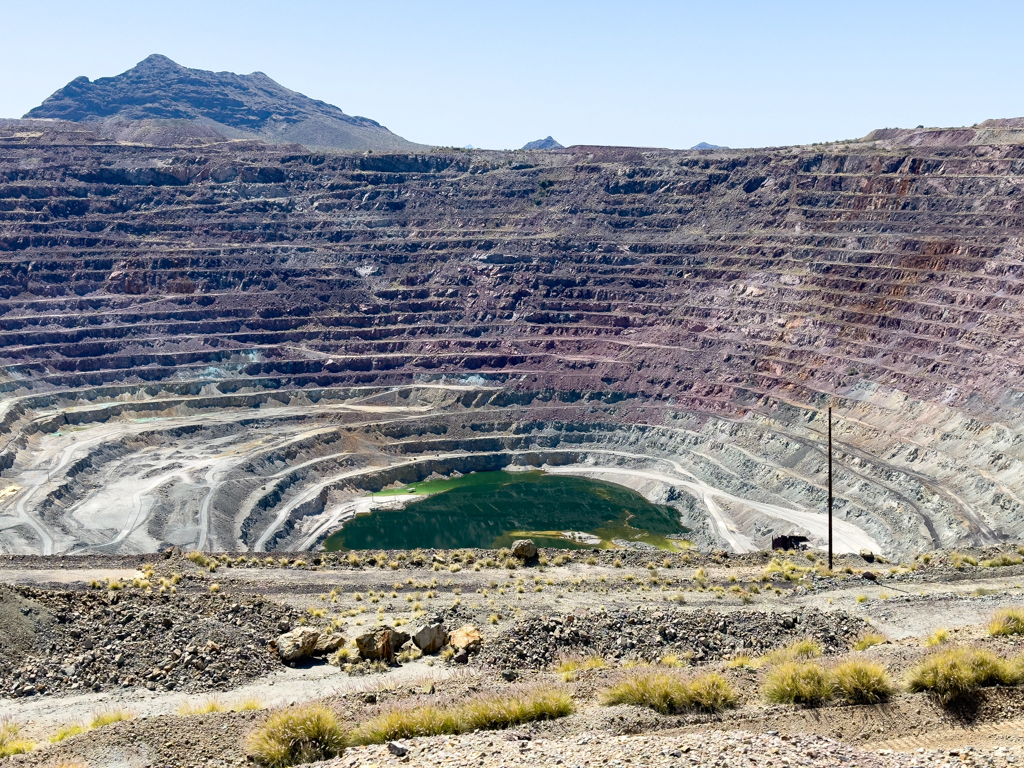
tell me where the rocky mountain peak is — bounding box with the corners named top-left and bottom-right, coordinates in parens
top-left (522, 136), bottom-right (563, 150)
top-left (24, 54), bottom-right (423, 151)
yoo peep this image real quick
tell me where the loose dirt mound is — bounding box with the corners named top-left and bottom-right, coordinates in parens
top-left (0, 586), bottom-right (298, 698)
top-left (480, 606), bottom-right (865, 668)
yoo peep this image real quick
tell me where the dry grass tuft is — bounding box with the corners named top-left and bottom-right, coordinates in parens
top-left (89, 710), bottom-right (133, 728)
top-left (353, 688), bottom-right (573, 744)
top-left (832, 659), bottom-right (894, 704)
top-left (924, 628), bottom-right (951, 647)
top-left (906, 647), bottom-right (1013, 705)
top-left (554, 654), bottom-right (606, 681)
top-left (762, 662), bottom-right (834, 706)
top-left (178, 698), bottom-right (226, 716)
top-left (760, 638), bottom-right (822, 667)
top-left (686, 672), bottom-right (739, 712)
top-left (989, 608), bottom-right (1024, 637)
top-left (853, 632), bottom-right (886, 651)
top-left (0, 720), bottom-right (33, 757)
top-left (599, 669), bottom-right (736, 714)
top-left (245, 705), bottom-right (346, 768)
top-left (49, 723), bottom-right (87, 743)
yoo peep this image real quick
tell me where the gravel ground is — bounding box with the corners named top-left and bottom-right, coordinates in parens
top-left (323, 729), bottom-right (1019, 768)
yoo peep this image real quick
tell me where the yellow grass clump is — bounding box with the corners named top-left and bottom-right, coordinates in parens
top-left (989, 608), bottom-right (1024, 637)
top-left (245, 705), bottom-right (347, 768)
top-left (906, 647), bottom-right (1013, 705)
top-left (352, 688), bottom-right (573, 744)
top-left (599, 669), bottom-right (737, 714)
top-left (762, 662), bottom-right (834, 706)
top-left (832, 659), bottom-right (895, 704)
top-left (0, 721), bottom-right (33, 757)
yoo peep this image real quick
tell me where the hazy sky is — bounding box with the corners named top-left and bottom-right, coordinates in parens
top-left (2, 0), bottom-right (1021, 150)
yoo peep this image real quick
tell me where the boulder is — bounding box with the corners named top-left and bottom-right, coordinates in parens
top-left (511, 539), bottom-right (537, 559)
top-left (275, 627), bottom-right (320, 662)
top-left (314, 632), bottom-right (346, 655)
top-left (859, 549), bottom-right (875, 563)
top-left (412, 622), bottom-right (448, 654)
top-left (450, 624), bottom-right (482, 653)
top-left (355, 627), bottom-right (408, 662)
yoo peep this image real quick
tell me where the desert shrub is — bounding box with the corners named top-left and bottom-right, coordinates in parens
top-left (50, 722), bottom-right (87, 743)
top-left (686, 672), bottom-right (738, 712)
top-left (178, 698), bottom-right (226, 715)
top-left (924, 628), bottom-right (951, 647)
top-left (186, 551), bottom-right (211, 567)
top-left (762, 662), bottom-right (834, 706)
top-left (0, 720), bottom-right (33, 757)
top-left (724, 655), bottom-right (755, 669)
top-left (354, 703), bottom-right (458, 743)
top-left (352, 688), bottom-right (572, 744)
top-left (245, 705), bottom-right (346, 768)
top-left (600, 669), bottom-right (689, 714)
top-left (906, 647), bottom-right (1012, 705)
top-left (460, 688), bottom-right (573, 731)
top-left (90, 710), bottom-right (133, 728)
top-left (989, 608), bottom-right (1024, 637)
top-left (832, 659), bottom-right (894, 704)
top-left (950, 552), bottom-right (977, 569)
top-left (760, 638), bottom-right (822, 667)
top-left (981, 554), bottom-right (1023, 568)
top-left (554, 654), bottom-right (606, 681)
top-left (598, 669), bottom-right (736, 714)
top-left (853, 632), bottom-right (886, 651)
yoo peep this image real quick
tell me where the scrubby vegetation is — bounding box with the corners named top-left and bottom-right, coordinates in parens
top-left (599, 669), bottom-right (737, 714)
top-left (989, 608), bottom-right (1024, 637)
top-left (832, 659), bottom-right (894, 704)
top-left (760, 638), bottom-right (822, 667)
top-left (245, 705), bottom-right (347, 767)
top-left (0, 721), bottom-right (33, 758)
top-left (906, 647), bottom-right (1014, 705)
top-left (853, 632), bottom-right (886, 651)
top-left (924, 628), bottom-right (951, 647)
top-left (554, 654), bottom-right (606, 681)
top-left (352, 688), bottom-right (573, 744)
top-left (762, 662), bottom-right (834, 706)
top-left (178, 697), bottom-right (263, 715)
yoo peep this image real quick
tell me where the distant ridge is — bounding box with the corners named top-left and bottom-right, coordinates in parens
top-left (523, 136), bottom-right (563, 150)
top-left (24, 54), bottom-right (424, 152)
top-left (691, 142), bottom-right (725, 150)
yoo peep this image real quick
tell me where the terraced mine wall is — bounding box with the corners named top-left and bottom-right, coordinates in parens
top-left (1, 121), bottom-right (1024, 559)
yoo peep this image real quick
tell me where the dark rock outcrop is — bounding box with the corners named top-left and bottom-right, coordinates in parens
top-left (24, 54), bottom-right (423, 151)
top-left (522, 136), bottom-right (563, 150)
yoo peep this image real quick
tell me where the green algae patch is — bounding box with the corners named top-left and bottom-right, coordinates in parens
top-left (325, 471), bottom-right (687, 551)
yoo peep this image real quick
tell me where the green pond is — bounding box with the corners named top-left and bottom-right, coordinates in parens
top-left (324, 471), bottom-right (688, 551)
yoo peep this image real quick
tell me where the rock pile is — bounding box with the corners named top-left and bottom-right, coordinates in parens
top-left (0, 586), bottom-right (294, 698)
top-left (481, 607), bottom-right (864, 668)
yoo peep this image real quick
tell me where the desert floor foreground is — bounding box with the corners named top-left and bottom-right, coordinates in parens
top-left (2, 544), bottom-right (1024, 767)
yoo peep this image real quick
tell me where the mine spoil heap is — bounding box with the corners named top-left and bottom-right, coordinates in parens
top-left (2, 121), bottom-right (1024, 558)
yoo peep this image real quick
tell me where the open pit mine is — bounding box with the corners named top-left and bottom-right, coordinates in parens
top-left (3, 118), bottom-right (1024, 561)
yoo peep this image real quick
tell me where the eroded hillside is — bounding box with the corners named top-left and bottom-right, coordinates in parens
top-left (2, 121), bottom-right (1024, 557)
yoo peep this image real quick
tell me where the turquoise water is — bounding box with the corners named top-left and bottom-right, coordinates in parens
top-left (324, 470), bottom-right (688, 551)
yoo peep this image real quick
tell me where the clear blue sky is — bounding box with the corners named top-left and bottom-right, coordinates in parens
top-left (1, 0), bottom-right (1021, 150)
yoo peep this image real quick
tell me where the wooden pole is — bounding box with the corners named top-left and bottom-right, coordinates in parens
top-left (828, 406), bottom-right (834, 571)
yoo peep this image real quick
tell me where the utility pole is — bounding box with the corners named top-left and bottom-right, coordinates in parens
top-left (827, 406), bottom-right (834, 571)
